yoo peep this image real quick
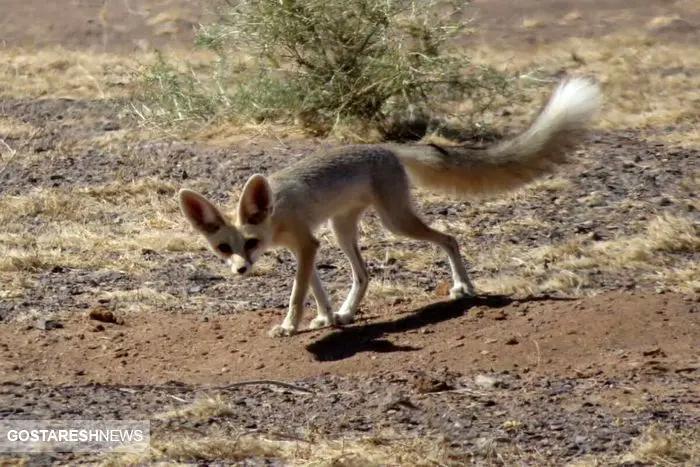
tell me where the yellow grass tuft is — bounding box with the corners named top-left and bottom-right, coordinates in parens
top-left (105, 431), bottom-right (457, 467)
top-left (157, 395), bottom-right (234, 422)
top-left (0, 117), bottom-right (37, 139)
top-left (0, 47), bottom-right (214, 100)
top-left (620, 426), bottom-right (699, 465)
top-left (646, 15), bottom-right (682, 30)
top-left (475, 214), bottom-right (699, 296)
top-left (0, 457), bottom-right (28, 467)
top-left (107, 394), bottom-right (458, 465)
top-left (521, 18), bottom-right (544, 29)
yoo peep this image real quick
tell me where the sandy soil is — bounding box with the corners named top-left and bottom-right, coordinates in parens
top-left (2, 292), bottom-right (698, 386)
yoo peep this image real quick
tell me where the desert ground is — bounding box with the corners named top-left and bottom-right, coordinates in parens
top-left (0, 0), bottom-right (699, 465)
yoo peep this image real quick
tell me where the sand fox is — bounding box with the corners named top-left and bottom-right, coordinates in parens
top-left (179, 78), bottom-right (601, 337)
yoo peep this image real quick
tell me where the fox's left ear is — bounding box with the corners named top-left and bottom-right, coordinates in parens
top-left (238, 174), bottom-right (273, 225)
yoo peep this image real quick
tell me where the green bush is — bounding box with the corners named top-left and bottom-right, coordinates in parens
top-left (135, 0), bottom-right (513, 139)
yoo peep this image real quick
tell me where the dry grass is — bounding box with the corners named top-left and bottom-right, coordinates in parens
top-left (101, 398), bottom-right (700, 467)
top-left (157, 395), bottom-right (234, 422)
top-left (0, 48), bottom-right (140, 99)
top-left (620, 426), bottom-right (699, 465)
top-left (0, 116), bottom-right (37, 139)
top-left (0, 178), bottom-right (200, 302)
top-left (0, 47), bottom-right (215, 100)
top-left (474, 214), bottom-right (699, 296)
top-left (98, 396), bottom-right (458, 465)
top-left (569, 426), bottom-right (700, 466)
top-left (470, 32), bottom-right (700, 141)
top-left (0, 457), bottom-right (28, 467)
top-left (105, 431), bottom-right (459, 466)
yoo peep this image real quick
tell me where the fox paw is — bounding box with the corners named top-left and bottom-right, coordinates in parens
top-left (450, 282), bottom-right (475, 299)
top-left (308, 315), bottom-right (334, 330)
top-left (268, 323), bottom-right (297, 338)
top-left (333, 311), bottom-right (356, 325)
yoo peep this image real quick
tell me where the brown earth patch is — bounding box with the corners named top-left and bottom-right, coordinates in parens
top-left (2, 292), bottom-right (697, 386)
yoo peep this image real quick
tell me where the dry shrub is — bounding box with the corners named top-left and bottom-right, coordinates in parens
top-left (135, 0), bottom-right (512, 138)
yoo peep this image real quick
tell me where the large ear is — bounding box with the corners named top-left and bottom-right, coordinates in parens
top-left (179, 189), bottom-right (227, 234)
top-left (238, 174), bottom-right (273, 225)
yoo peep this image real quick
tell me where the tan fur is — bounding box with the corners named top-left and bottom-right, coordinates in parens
top-left (393, 78), bottom-right (601, 195)
top-left (179, 78), bottom-right (602, 337)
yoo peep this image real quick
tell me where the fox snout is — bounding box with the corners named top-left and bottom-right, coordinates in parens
top-left (227, 256), bottom-right (252, 276)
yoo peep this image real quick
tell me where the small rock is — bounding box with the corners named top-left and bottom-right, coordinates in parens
top-left (35, 319), bottom-right (63, 331)
top-left (88, 307), bottom-right (121, 325)
top-left (492, 310), bottom-right (507, 321)
top-left (410, 372), bottom-right (453, 394)
top-left (642, 347), bottom-right (666, 357)
top-left (141, 248), bottom-right (157, 257)
top-left (505, 337), bottom-right (519, 345)
top-left (382, 395), bottom-right (418, 411)
top-left (474, 374), bottom-right (498, 389)
top-left (102, 121), bottom-right (120, 131)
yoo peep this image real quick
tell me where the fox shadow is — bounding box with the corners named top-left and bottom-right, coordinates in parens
top-left (305, 294), bottom-right (569, 362)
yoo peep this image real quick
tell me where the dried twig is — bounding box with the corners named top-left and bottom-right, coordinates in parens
top-left (208, 379), bottom-right (314, 394)
top-left (167, 394), bottom-right (189, 403)
top-left (0, 138), bottom-right (17, 178)
top-left (158, 379), bottom-right (314, 395)
top-left (531, 338), bottom-right (542, 368)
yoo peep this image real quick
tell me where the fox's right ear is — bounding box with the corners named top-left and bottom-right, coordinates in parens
top-left (178, 189), bottom-right (227, 234)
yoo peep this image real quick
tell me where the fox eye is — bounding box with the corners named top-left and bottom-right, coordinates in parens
top-left (217, 243), bottom-right (233, 255)
top-left (244, 238), bottom-right (259, 250)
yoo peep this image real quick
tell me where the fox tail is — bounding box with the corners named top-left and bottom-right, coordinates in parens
top-left (393, 77), bottom-right (602, 196)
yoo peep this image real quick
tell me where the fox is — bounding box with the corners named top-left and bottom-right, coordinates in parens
top-left (179, 77), bottom-right (601, 337)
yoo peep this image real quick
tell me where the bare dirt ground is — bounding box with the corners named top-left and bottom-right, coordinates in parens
top-left (1, 0), bottom-right (699, 465)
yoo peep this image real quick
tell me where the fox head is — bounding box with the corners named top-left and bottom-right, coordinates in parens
top-left (179, 174), bottom-right (273, 276)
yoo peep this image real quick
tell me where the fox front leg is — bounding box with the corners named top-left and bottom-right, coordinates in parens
top-left (268, 238), bottom-right (318, 337)
top-left (308, 269), bottom-right (335, 330)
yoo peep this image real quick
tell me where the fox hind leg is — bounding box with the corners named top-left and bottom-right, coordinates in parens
top-left (374, 189), bottom-right (475, 299)
top-left (330, 208), bottom-right (369, 325)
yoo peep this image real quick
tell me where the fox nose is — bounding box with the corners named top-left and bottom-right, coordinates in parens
top-left (237, 266), bottom-right (248, 274)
